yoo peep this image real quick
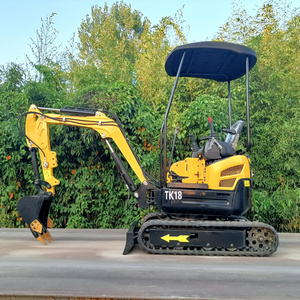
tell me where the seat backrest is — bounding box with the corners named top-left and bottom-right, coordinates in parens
top-left (203, 139), bottom-right (236, 161)
top-left (225, 120), bottom-right (244, 149)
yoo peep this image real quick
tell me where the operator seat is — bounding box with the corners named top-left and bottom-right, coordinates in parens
top-left (203, 120), bottom-right (244, 161)
top-left (203, 140), bottom-right (235, 160)
top-left (225, 120), bottom-right (244, 149)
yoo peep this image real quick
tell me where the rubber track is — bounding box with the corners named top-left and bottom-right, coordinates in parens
top-left (137, 219), bottom-right (279, 257)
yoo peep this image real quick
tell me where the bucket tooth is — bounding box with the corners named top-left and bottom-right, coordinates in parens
top-left (47, 217), bottom-right (53, 228)
top-left (42, 230), bottom-right (53, 242)
top-left (36, 235), bottom-right (48, 245)
top-left (47, 230), bottom-right (54, 241)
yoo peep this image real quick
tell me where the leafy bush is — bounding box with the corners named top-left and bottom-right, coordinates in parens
top-left (249, 187), bottom-right (300, 232)
top-left (32, 82), bottom-right (161, 229)
top-left (1, 2), bottom-right (299, 233)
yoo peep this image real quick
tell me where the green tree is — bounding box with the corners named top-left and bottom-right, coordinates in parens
top-left (0, 63), bottom-right (26, 92)
top-left (135, 12), bottom-right (186, 111)
top-left (27, 12), bottom-right (61, 69)
top-left (2, 0), bottom-right (299, 232)
top-left (218, 1), bottom-right (300, 231)
top-left (77, 1), bottom-right (146, 84)
top-left (0, 64), bottom-right (31, 227)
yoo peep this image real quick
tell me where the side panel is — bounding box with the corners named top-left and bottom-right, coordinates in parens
top-left (149, 229), bottom-right (246, 248)
top-left (156, 179), bottom-right (251, 217)
top-left (169, 155), bottom-right (251, 192)
top-left (205, 155), bottom-right (251, 190)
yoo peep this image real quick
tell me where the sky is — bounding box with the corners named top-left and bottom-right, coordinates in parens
top-left (0, 0), bottom-right (299, 66)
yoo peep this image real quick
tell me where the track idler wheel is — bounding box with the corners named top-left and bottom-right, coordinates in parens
top-left (246, 227), bottom-right (277, 253)
top-left (17, 191), bottom-right (54, 244)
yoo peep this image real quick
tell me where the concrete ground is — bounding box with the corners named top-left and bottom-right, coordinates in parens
top-left (0, 228), bottom-right (299, 299)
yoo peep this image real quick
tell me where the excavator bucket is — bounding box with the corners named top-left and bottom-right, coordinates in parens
top-left (17, 192), bottom-right (54, 244)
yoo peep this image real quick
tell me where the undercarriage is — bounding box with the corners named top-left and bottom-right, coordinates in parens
top-left (124, 215), bottom-right (279, 256)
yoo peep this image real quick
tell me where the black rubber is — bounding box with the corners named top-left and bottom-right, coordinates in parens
top-left (137, 219), bottom-right (279, 257)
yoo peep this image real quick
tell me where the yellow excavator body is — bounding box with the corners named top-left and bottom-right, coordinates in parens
top-left (168, 155), bottom-right (251, 191)
top-left (16, 41), bottom-right (279, 256)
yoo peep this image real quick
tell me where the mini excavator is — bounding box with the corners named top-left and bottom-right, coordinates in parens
top-left (17, 41), bottom-right (279, 256)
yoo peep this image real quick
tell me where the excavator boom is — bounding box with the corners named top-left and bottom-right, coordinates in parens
top-left (17, 105), bottom-right (151, 243)
top-left (25, 105), bottom-right (148, 191)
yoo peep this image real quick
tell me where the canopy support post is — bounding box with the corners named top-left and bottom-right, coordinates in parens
top-left (228, 81), bottom-right (232, 128)
top-left (160, 51), bottom-right (186, 187)
top-left (246, 56), bottom-right (251, 151)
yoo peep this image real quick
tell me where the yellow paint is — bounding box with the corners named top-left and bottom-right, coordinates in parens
top-left (244, 180), bottom-right (250, 187)
top-left (42, 231), bottom-right (53, 242)
top-left (169, 154), bottom-right (251, 191)
top-left (36, 235), bottom-right (47, 245)
top-left (30, 219), bottom-right (43, 234)
top-left (161, 234), bottom-right (190, 243)
top-left (25, 105), bottom-right (148, 195)
top-left (47, 217), bottom-right (53, 228)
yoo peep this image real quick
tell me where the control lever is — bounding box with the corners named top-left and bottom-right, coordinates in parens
top-left (189, 133), bottom-right (200, 152)
top-left (199, 136), bottom-right (210, 142)
top-left (208, 117), bottom-right (216, 137)
top-left (207, 117), bottom-right (222, 151)
top-left (168, 127), bottom-right (180, 175)
top-left (222, 128), bottom-right (237, 134)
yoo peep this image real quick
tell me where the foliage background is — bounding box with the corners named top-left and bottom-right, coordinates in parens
top-left (0, 1), bottom-right (299, 232)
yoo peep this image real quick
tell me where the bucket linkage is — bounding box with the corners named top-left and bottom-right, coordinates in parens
top-left (17, 148), bottom-right (54, 244)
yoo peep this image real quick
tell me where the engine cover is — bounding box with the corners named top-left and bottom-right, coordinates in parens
top-left (156, 179), bottom-right (251, 217)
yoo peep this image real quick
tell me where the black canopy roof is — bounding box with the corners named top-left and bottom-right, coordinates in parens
top-left (165, 41), bottom-right (257, 82)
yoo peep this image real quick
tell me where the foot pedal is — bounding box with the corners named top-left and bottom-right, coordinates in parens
top-left (123, 220), bottom-right (140, 255)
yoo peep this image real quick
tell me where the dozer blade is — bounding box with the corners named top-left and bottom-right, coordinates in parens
top-left (123, 220), bottom-right (140, 255)
top-left (17, 192), bottom-right (53, 244)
